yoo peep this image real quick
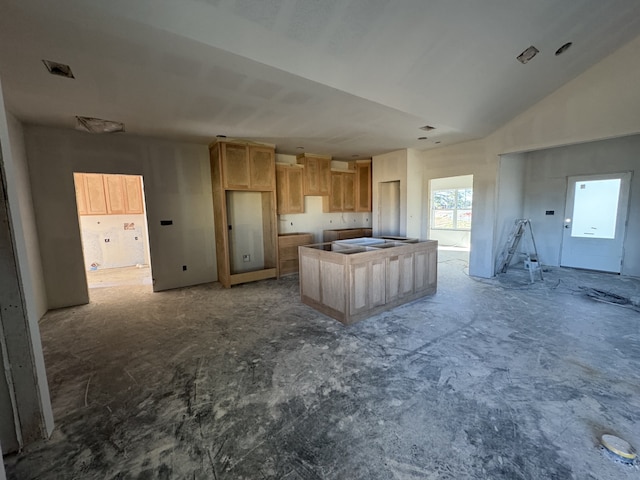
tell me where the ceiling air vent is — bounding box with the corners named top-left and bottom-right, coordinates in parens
top-left (516, 46), bottom-right (539, 64)
top-left (419, 125), bottom-right (435, 132)
top-left (75, 116), bottom-right (125, 134)
top-left (42, 60), bottom-right (75, 79)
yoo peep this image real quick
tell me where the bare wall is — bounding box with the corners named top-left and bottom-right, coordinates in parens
top-left (25, 126), bottom-right (216, 309)
top-left (495, 154), bottom-right (526, 266)
top-left (523, 135), bottom-right (640, 276)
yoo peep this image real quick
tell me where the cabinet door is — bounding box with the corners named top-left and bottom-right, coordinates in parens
top-left (386, 253), bottom-right (414, 301)
top-left (356, 161), bottom-right (372, 212)
top-left (276, 165), bottom-right (304, 214)
top-left (124, 175), bottom-right (144, 214)
top-left (327, 171), bottom-right (343, 212)
top-left (84, 173), bottom-right (108, 215)
top-left (222, 143), bottom-right (250, 189)
top-left (300, 156), bottom-right (331, 196)
top-left (276, 164), bottom-right (288, 214)
top-left (287, 167), bottom-right (304, 213)
top-left (343, 172), bottom-right (355, 212)
top-left (316, 157), bottom-right (331, 196)
top-left (104, 175), bottom-right (126, 214)
top-left (73, 173), bottom-right (88, 215)
top-left (249, 146), bottom-right (275, 190)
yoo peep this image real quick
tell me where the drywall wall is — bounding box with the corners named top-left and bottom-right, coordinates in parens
top-left (79, 214), bottom-right (149, 270)
top-left (275, 155), bottom-right (370, 242)
top-left (406, 149), bottom-right (424, 239)
top-left (419, 33), bottom-right (640, 277)
top-left (495, 155), bottom-right (526, 267)
top-left (523, 135), bottom-right (640, 276)
top-left (372, 150), bottom-right (408, 236)
top-left (0, 78), bottom-right (53, 447)
top-left (25, 126), bottom-right (216, 309)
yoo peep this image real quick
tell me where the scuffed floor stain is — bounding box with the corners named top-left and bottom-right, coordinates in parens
top-left (5, 253), bottom-right (640, 479)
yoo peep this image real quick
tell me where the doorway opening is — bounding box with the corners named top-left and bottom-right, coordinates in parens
top-left (378, 180), bottom-right (401, 236)
top-left (560, 172), bottom-right (631, 273)
top-left (429, 175), bottom-right (473, 252)
top-left (73, 173), bottom-right (152, 294)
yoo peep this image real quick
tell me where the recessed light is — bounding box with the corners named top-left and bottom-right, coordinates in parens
top-left (419, 125), bottom-right (435, 131)
top-left (42, 60), bottom-right (74, 78)
top-left (516, 46), bottom-right (539, 64)
top-left (216, 134), bottom-right (227, 138)
top-left (75, 116), bottom-right (124, 133)
top-left (418, 137), bottom-right (428, 140)
top-left (296, 146), bottom-right (305, 150)
top-left (555, 42), bottom-right (572, 56)
top-left (435, 141), bottom-right (441, 144)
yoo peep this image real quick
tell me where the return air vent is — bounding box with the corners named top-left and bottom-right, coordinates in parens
top-left (75, 116), bottom-right (125, 134)
top-left (42, 60), bottom-right (74, 78)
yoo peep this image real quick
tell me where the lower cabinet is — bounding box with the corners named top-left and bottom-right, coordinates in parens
top-left (278, 233), bottom-right (313, 276)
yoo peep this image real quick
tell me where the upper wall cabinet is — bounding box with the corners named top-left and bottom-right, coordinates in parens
top-left (74, 173), bottom-right (143, 216)
top-left (355, 160), bottom-right (372, 212)
top-left (323, 170), bottom-right (356, 212)
top-left (296, 153), bottom-right (331, 196)
top-left (276, 164), bottom-right (304, 214)
top-left (216, 141), bottom-right (276, 191)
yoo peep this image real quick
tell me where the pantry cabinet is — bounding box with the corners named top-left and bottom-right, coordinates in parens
top-left (210, 140), bottom-right (278, 288)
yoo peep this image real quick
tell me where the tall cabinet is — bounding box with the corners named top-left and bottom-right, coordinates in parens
top-left (210, 140), bottom-right (278, 288)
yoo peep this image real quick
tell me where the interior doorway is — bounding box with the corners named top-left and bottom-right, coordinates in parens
top-left (378, 180), bottom-right (401, 236)
top-left (73, 173), bottom-right (152, 292)
top-left (560, 172), bottom-right (631, 273)
top-left (429, 175), bottom-right (473, 250)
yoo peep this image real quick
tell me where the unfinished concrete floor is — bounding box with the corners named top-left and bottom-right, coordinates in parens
top-left (5, 251), bottom-right (640, 479)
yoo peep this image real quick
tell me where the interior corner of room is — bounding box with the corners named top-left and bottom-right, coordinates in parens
top-left (1, 3), bottom-right (640, 477)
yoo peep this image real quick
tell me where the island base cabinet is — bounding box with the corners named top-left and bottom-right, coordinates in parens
top-left (299, 239), bottom-right (437, 324)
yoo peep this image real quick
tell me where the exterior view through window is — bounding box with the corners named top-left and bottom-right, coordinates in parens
top-left (432, 187), bottom-right (473, 230)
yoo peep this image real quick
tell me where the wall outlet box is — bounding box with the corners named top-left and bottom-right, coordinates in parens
top-left (243, 254), bottom-right (251, 262)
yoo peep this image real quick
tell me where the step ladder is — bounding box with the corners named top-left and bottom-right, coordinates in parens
top-left (496, 219), bottom-right (543, 282)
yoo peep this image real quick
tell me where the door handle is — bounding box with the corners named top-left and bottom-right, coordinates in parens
top-left (564, 225), bottom-right (570, 229)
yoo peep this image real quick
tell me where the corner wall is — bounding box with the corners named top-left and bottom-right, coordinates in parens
top-left (419, 32), bottom-right (640, 277)
top-left (523, 135), bottom-right (640, 276)
top-left (25, 126), bottom-right (216, 309)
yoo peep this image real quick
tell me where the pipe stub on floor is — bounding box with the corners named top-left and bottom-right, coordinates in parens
top-left (601, 434), bottom-right (637, 464)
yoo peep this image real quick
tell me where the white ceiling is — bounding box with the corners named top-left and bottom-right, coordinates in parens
top-left (1, 0), bottom-right (640, 159)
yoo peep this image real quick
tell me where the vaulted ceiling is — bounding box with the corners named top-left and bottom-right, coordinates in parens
top-left (1, 0), bottom-right (640, 159)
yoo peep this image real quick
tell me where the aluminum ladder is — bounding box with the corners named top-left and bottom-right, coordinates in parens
top-left (496, 219), bottom-right (543, 281)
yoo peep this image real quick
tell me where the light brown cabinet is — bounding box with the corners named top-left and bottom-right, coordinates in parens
top-left (210, 140), bottom-right (278, 288)
top-left (276, 164), bottom-right (304, 214)
top-left (73, 173), bottom-right (143, 216)
top-left (278, 233), bottom-right (313, 275)
top-left (355, 160), bottom-right (372, 212)
top-left (323, 228), bottom-right (372, 242)
top-left (220, 142), bottom-right (275, 190)
top-left (323, 170), bottom-right (355, 212)
top-left (296, 153), bottom-right (331, 196)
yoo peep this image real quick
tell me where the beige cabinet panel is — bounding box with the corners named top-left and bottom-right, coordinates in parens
top-left (73, 173), bottom-right (88, 215)
top-left (343, 171), bottom-right (355, 212)
top-left (222, 143), bottom-right (250, 189)
top-left (278, 232), bottom-right (313, 275)
top-left (355, 160), bottom-right (372, 212)
top-left (297, 154), bottom-right (331, 196)
top-left (84, 173), bottom-right (108, 215)
top-left (250, 147), bottom-right (275, 190)
top-left (104, 175), bottom-right (126, 214)
top-left (124, 175), bottom-right (144, 214)
top-left (276, 164), bottom-right (304, 214)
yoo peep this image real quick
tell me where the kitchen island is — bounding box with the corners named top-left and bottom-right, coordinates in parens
top-left (299, 237), bottom-right (437, 324)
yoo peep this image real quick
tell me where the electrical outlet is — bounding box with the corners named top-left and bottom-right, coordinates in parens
top-left (182, 265), bottom-right (187, 271)
top-left (243, 254), bottom-right (251, 262)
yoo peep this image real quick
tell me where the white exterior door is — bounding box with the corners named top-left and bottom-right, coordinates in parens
top-left (560, 172), bottom-right (631, 273)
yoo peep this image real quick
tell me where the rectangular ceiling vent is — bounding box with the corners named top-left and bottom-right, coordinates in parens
top-left (516, 46), bottom-right (539, 64)
top-left (75, 116), bottom-right (125, 134)
top-left (42, 60), bottom-right (75, 79)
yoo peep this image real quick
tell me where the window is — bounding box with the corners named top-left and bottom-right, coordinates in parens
top-left (432, 188), bottom-right (472, 230)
